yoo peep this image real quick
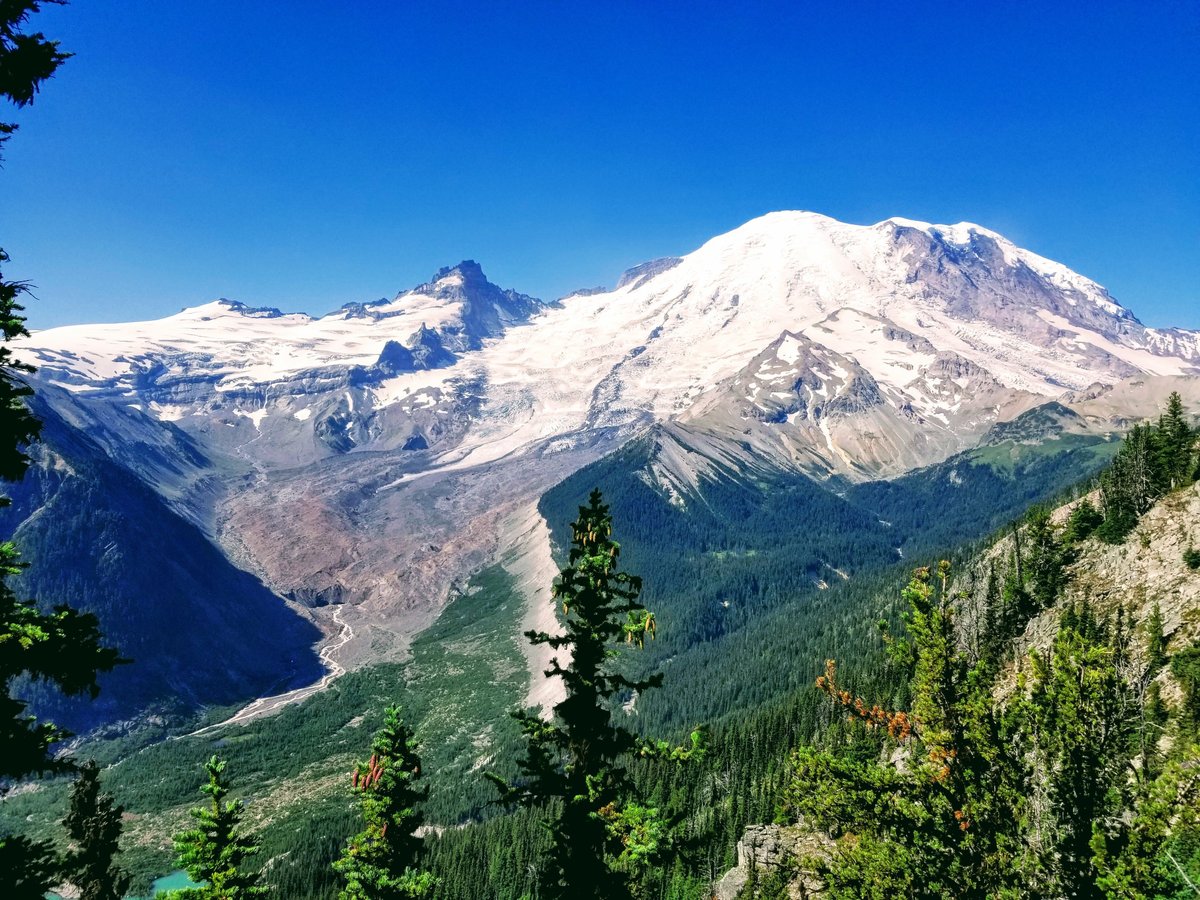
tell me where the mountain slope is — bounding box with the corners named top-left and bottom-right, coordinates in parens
top-left (0, 396), bottom-right (324, 733)
top-left (8, 212), bottom-right (1200, 730)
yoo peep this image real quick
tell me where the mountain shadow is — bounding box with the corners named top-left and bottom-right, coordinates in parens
top-left (0, 398), bottom-right (324, 734)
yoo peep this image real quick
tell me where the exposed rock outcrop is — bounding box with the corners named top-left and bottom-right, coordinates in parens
top-left (713, 822), bottom-right (832, 899)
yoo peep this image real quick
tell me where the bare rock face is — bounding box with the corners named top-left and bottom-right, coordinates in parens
top-left (1018, 482), bottom-right (1200, 667)
top-left (714, 822), bottom-right (832, 899)
top-left (680, 325), bottom-right (1045, 481)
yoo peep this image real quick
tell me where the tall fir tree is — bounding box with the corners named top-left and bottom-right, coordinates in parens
top-left (1, 1), bottom-right (68, 477)
top-left (165, 756), bottom-right (267, 899)
top-left (1, 6), bottom-right (122, 896)
top-left (334, 705), bottom-right (435, 900)
top-left (61, 760), bottom-right (131, 900)
top-left (491, 489), bottom-right (703, 900)
top-left (1025, 605), bottom-right (1130, 899)
top-left (1157, 391), bottom-right (1195, 490)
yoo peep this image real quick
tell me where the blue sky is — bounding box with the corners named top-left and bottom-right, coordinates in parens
top-left (2, 0), bottom-right (1197, 329)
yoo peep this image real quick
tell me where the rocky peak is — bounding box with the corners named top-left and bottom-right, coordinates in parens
top-left (616, 256), bottom-right (683, 290)
top-left (429, 259), bottom-right (489, 291)
top-left (215, 299), bottom-right (288, 319)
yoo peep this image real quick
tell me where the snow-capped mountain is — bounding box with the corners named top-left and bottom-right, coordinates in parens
top-left (12, 211), bottom-right (1200, 715)
top-left (21, 212), bottom-right (1199, 478)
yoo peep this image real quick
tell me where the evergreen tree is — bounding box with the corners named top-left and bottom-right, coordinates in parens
top-left (1, 7), bottom-right (121, 895)
top-left (491, 489), bottom-right (703, 900)
top-left (334, 705), bottom-right (435, 899)
top-left (2, 0), bottom-right (69, 479)
top-left (1096, 394), bottom-right (1198, 544)
top-left (784, 564), bottom-right (1027, 900)
top-left (165, 756), bottom-right (267, 899)
top-left (1091, 751), bottom-right (1200, 900)
top-left (1025, 605), bottom-right (1131, 899)
top-left (1171, 643), bottom-right (1200, 729)
top-left (1097, 424), bottom-right (1154, 543)
top-left (1025, 508), bottom-right (1066, 611)
top-left (1063, 498), bottom-right (1103, 545)
top-left (1145, 602), bottom-right (1167, 674)
top-left (61, 760), bottom-right (131, 900)
top-left (0, 527), bottom-right (122, 899)
top-left (1157, 391), bottom-right (1195, 490)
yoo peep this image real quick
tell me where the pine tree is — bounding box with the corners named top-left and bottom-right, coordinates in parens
top-left (1096, 395), bottom-right (1197, 544)
top-left (1172, 643), bottom-right (1200, 730)
top-left (1063, 498), bottom-right (1104, 545)
top-left (785, 565), bottom-right (1029, 899)
top-left (1157, 391), bottom-right (1194, 490)
top-left (1, 0), bottom-right (69, 479)
top-left (165, 756), bottom-right (267, 899)
top-left (1025, 508), bottom-right (1066, 611)
top-left (1026, 605), bottom-right (1130, 899)
top-left (0, 536), bottom-right (122, 900)
top-left (1145, 602), bottom-right (1167, 674)
top-left (1, 7), bottom-right (121, 896)
top-left (61, 760), bottom-right (131, 900)
top-left (491, 489), bottom-right (703, 900)
top-left (334, 705), bottom-right (435, 899)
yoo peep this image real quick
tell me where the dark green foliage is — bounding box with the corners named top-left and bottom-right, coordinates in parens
top-left (1157, 391), bottom-right (1196, 490)
top-left (1063, 498), bottom-right (1104, 544)
top-left (1145, 603), bottom-right (1167, 673)
top-left (1, 395), bottom-right (323, 734)
top-left (421, 806), bottom-right (551, 899)
top-left (0, 1), bottom-right (70, 144)
top-left (492, 489), bottom-right (702, 899)
top-left (1027, 605), bottom-right (1132, 897)
top-left (784, 565), bottom-right (1028, 899)
top-left (1091, 750), bottom-right (1200, 900)
top-left (0, 248), bottom-right (40, 490)
top-left (0, 540), bottom-right (123, 782)
top-left (335, 705), bottom-right (435, 899)
top-left (0, 539), bottom-right (122, 896)
top-left (1172, 643), bottom-right (1200, 729)
top-left (1096, 393), bottom-right (1198, 544)
top-left (1097, 424), bottom-right (1157, 543)
top-left (61, 760), bottom-right (130, 900)
top-left (782, 543), bottom-right (1200, 900)
top-left (0, 832), bottom-right (58, 899)
top-left (165, 756), bottom-right (268, 899)
top-left (538, 427), bottom-right (1112, 738)
top-left (1024, 507), bottom-right (1068, 610)
top-left (1184, 547), bottom-right (1200, 571)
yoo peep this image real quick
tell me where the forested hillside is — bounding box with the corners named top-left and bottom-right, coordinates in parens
top-left (757, 393), bottom-right (1200, 898)
top-left (3, 387), bottom-right (1195, 899)
top-left (8, 396), bottom-right (1192, 899)
top-left (537, 421), bottom-right (1120, 733)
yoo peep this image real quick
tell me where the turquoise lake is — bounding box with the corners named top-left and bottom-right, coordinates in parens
top-left (48, 870), bottom-right (198, 899)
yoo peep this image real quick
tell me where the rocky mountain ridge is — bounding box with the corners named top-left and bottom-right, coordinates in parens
top-left (9, 211), bottom-right (1200, 728)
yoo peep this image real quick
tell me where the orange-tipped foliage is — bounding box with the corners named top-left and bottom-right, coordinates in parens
top-left (816, 659), bottom-right (913, 742)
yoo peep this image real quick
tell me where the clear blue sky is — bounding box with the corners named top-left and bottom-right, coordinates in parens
top-left (2, 0), bottom-right (1197, 329)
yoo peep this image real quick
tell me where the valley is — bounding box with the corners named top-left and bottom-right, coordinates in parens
top-left (4, 211), bottom-right (1200, 897)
